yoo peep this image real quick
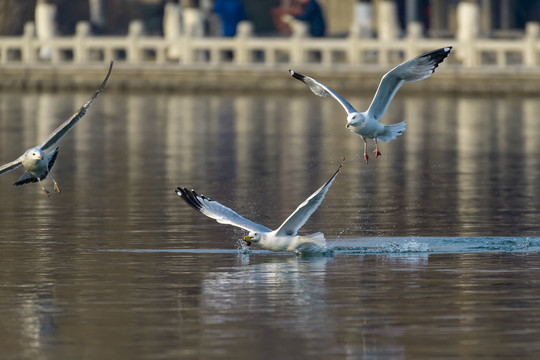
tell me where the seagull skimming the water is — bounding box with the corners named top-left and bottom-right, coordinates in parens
top-left (175, 160), bottom-right (344, 254)
top-left (0, 61), bottom-right (113, 195)
top-left (290, 47), bottom-right (452, 163)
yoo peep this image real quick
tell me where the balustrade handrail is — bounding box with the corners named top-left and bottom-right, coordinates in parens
top-left (0, 20), bottom-right (539, 69)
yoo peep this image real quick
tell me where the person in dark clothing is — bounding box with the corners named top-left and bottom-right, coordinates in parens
top-left (294, 0), bottom-right (326, 37)
top-left (213, 0), bottom-right (247, 37)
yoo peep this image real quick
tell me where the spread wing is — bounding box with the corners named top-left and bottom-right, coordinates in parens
top-left (38, 61), bottom-right (114, 152)
top-left (367, 47), bottom-right (451, 121)
top-left (14, 172), bottom-right (38, 186)
top-left (176, 187), bottom-right (272, 233)
top-left (46, 147), bottom-right (59, 171)
top-left (289, 70), bottom-right (357, 115)
top-left (0, 157), bottom-right (23, 176)
top-left (275, 159), bottom-right (344, 237)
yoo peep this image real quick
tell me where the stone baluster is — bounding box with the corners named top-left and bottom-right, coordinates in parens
top-left (75, 21), bottom-right (90, 64)
top-left (377, 0), bottom-right (399, 65)
top-left (235, 21), bottom-right (253, 65)
top-left (22, 22), bottom-right (37, 64)
top-left (127, 20), bottom-right (143, 64)
top-left (406, 22), bottom-right (423, 59)
top-left (525, 22), bottom-right (540, 67)
top-left (35, 0), bottom-right (56, 61)
top-left (163, 1), bottom-right (182, 61)
top-left (456, 1), bottom-right (479, 67)
top-left (290, 20), bottom-right (307, 65)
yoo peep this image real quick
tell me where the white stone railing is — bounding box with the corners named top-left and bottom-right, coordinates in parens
top-left (1, 19), bottom-right (540, 69)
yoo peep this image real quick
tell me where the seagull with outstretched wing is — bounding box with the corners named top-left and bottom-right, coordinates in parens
top-left (290, 47), bottom-right (452, 163)
top-left (175, 160), bottom-right (344, 254)
top-left (0, 61), bottom-right (113, 195)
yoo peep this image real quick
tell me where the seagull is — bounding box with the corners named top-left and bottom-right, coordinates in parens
top-left (0, 61), bottom-right (113, 196)
top-left (290, 47), bottom-right (452, 163)
top-left (175, 160), bottom-right (344, 254)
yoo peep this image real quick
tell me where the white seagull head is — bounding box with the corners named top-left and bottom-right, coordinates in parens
top-left (346, 112), bottom-right (365, 129)
top-left (23, 148), bottom-right (45, 162)
top-left (244, 231), bottom-right (262, 246)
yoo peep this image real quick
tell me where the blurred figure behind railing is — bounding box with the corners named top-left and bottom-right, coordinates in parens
top-left (273, 0), bottom-right (326, 37)
top-left (35, 0), bottom-right (56, 60)
top-left (213, 0), bottom-right (247, 37)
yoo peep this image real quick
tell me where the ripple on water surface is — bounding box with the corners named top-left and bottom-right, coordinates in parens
top-left (100, 236), bottom-right (540, 256)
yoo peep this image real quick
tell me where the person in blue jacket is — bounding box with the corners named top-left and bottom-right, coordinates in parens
top-left (213, 0), bottom-right (247, 37)
top-left (294, 0), bottom-right (326, 37)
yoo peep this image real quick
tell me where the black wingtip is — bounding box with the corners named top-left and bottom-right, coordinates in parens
top-left (441, 46), bottom-right (452, 58)
top-left (98, 61), bottom-right (114, 91)
top-left (421, 47), bottom-right (452, 73)
top-left (175, 187), bottom-right (204, 212)
top-left (337, 157), bottom-right (345, 172)
top-left (429, 47), bottom-right (452, 62)
top-left (289, 69), bottom-right (306, 82)
top-left (440, 46), bottom-right (452, 53)
top-left (321, 158), bottom-right (345, 188)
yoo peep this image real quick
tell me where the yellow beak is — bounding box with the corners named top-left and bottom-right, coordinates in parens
top-left (243, 235), bottom-right (253, 246)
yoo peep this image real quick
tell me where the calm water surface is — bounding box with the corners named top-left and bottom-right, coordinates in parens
top-left (1, 90), bottom-right (540, 359)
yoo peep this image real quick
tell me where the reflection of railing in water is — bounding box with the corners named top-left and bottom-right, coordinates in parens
top-left (2, 19), bottom-right (540, 69)
top-left (2, 92), bottom-right (540, 235)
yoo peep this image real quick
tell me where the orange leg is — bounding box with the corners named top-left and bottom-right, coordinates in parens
top-left (373, 139), bottom-right (382, 157)
top-left (363, 138), bottom-right (369, 163)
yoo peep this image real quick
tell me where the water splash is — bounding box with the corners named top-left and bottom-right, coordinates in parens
top-left (235, 239), bottom-right (252, 255)
top-left (330, 237), bottom-right (540, 255)
top-left (383, 240), bottom-right (431, 253)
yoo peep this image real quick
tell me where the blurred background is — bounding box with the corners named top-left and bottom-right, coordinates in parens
top-left (2, 0), bottom-right (540, 38)
top-left (1, 0), bottom-right (540, 92)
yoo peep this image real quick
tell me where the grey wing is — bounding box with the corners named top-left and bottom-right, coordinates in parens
top-left (289, 70), bottom-right (357, 115)
top-left (46, 147), bottom-right (59, 171)
top-left (275, 159), bottom-right (344, 237)
top-left (14, 172), bottom-right (38, 186)
top-left (39, 61), bottom-right (114, 151)
top-left (0, 157), bottom-right (23, 176)
top-left (365, 73), bottom-right (405, 121)
top-left (367, 47), bottom-right (452, 120)
top-left (176, 187), bottom-right (272, 233)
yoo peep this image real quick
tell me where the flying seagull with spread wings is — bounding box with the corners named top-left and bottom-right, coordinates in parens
top-left (175, 160), bottom-right (344, 254)
top-left (0, 61), bottom-right (113, 195)
top-left (290, 47), bottom-right (452, 163)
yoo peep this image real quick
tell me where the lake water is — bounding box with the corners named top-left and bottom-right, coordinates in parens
top-left (1, 90), bottom-right (540, 359)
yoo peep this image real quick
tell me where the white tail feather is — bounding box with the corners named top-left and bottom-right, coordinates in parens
top-left (377, 121), bottom-right (407, 143)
